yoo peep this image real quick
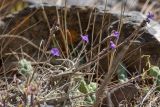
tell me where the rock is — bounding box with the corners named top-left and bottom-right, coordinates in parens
top-left (120, 11), bottom-right (160, 72)
top-left (102, 83), bottom-right (138, 107)
top-left (98, 11), bottom-right (160, 75)
top-left (24, 0), bottom-right (100, 7)
top-left (0, 5), bottom-right (160, 75)
top-left (24, 0), bottom-right (138, 10)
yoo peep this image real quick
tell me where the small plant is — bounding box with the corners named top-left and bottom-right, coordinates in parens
top-left (18, 59), bottom-right (33, 78)
top-left (148, 66), bottom-right (160, 90)
top-left (117, 63), bottom-right (128, 83)
top-left (78, 79), bottom-right (97, 105)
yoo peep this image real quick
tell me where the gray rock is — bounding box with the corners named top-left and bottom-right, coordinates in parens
top-left (102, 83), bottom-right (138, 107)
top-left (24, 0), bottom-right (99, 6)
top-left (24, 0), bottom-right (138, 10)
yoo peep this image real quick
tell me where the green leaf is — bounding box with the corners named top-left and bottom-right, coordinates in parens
top-left (148, 66), bottom-right (160, 77)
top-left (18, 59), bottom-right (33, 77)
top-left (77, 80), bottom-right (97, 105)
top-left (88, 82), bottom-right (97, 92)
top-left (148, 66), bottom-right (160, 91)
top-left (84, 96), bottom-right (94, 105)
top-left (117, 63), bottom-right (128, 83)
top-left (78, 80), bottom-right (89, 94)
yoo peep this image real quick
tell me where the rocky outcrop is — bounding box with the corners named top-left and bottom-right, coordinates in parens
top-left (24, 0), bottom-right (138, 10)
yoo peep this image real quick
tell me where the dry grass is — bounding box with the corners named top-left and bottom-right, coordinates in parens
top-left (0, 0), bottom-right (159, 107)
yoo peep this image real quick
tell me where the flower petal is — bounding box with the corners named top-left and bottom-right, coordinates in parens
top-left (81, 34), bottom-right (89, 43)
top-left (51, 48), bottom-right (60, 56)
top-left (110, 41), bottom-right (116, 49)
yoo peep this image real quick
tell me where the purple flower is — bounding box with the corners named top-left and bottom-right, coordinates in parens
top-left (112, 30), bottom-right (120, 39)
top-left (147, 12), bottom-right (154, 19)
top-left (51, 48), bottom-right (60, 57)
top-left (81, 34), bottom-right (89, 43)
top-left (110, 41), bottom-right (116, 49)
top-left (146, 12), bottom-right (154, 23)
